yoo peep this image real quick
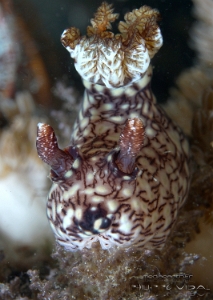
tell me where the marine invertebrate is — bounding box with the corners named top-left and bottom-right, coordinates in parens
top-left (36, 2), bottom-right (190, 251)
top-left (61, 2), bottom-right (162, 88)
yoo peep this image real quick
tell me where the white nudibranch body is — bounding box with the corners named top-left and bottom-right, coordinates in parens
top-left (36, 2), bottom-right (189, 252)
top-left (63, 36), bottom-right (151, 88)
top-left (60, 3), bottom-right (163, 89)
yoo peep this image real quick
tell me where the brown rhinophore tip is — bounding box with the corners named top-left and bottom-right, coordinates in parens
top-left (36, 123), bottom-right (73, 178)
top-left (116, 118), bottom-right (145, 174)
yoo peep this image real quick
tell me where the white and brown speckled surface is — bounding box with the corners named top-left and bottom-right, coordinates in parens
top-left (37, 3), bottom-right (190, 251)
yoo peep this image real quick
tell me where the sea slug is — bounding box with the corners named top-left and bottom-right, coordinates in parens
top-left (36, 2), bottom-right (190, 251)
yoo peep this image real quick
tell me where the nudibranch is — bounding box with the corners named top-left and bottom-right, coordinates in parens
top-left (36, 2), bottom-right (190, 251)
